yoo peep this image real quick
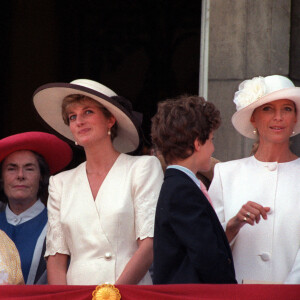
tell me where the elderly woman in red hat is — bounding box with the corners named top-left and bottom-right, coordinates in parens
top-left (209, 75), bottom-right (300, 284)
top-left (0, 132), bottom-right (72, 284)
top-left (33, 79), bottom-right (163, 285)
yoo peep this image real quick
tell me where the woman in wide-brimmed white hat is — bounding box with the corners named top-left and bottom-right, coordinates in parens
top-left (33, 79), bottom-right (163, 285)
top-left (208, 75), bottom-right (300, 284)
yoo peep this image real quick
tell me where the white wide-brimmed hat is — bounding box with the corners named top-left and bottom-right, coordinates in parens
top-left (33, 79), bottom-right (142, 153)
top-left (231, 75), bottom-right (300, 139)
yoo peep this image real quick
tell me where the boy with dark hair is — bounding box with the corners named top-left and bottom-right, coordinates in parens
top-left (151, 95), bottom-right (236, 284)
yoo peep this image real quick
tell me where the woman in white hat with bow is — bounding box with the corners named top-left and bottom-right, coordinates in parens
top-left (33, 79), bottom-right (163, 285)
top-left (208, 75), bottom-right (300, 284)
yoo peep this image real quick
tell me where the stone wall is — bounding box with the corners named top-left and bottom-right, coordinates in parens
top-left (289, 0), bottom-right (300, 155)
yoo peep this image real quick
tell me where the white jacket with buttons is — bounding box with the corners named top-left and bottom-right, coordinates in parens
top-left (45, 153), bottom-right (163, 285)
top-left (209, 156), bottom-right (300, 284)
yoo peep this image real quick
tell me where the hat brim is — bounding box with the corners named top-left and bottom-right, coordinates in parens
top-left (0, 132), bottom-right (72, 174)
top-left (33, 83), bottom-right (141, 153)
top-left (232, 87), bottom-right (300, 139)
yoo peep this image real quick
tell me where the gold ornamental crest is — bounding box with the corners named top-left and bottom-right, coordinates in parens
top-left (92, 284), bottom-right (121, 300)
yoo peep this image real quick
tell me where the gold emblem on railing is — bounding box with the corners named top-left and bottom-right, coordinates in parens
top-left (92, 284), bottom-right (121, 300)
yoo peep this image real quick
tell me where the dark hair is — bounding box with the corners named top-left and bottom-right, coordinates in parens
top-left (151, 95), bottom-right (221, 164)
top-left (61, 94), bottom-right (118, 140)
top-left (0, 151), bottom-right (50, 205)
top-left (34, 152), bottom-right (50, 204)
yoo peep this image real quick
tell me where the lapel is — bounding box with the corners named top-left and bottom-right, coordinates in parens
top-left (71, 162), bottom-right (114, 250)
top-left (164, 167), bottom-right (201, 193)
top-left (77, 154), bottom-right (127, 250)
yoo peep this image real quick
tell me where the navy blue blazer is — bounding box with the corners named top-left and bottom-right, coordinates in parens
top-left (153, 168), bottom-right (236, 284)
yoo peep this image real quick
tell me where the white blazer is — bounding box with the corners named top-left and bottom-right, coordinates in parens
top-left (209, 156), bottom-right (300, 284)
top-left (45, 154), bottom-right (163, 285)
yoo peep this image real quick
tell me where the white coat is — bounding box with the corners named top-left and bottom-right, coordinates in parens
top-left (209, 156), bottom-right (300, 283)
top-left (45, 153), bottom-right (163, 285)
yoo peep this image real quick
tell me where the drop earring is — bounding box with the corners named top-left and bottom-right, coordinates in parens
top-left (75, 141), bottom-right (78, 145)
top-left (108, 129), bottom-right (111, 136)
top-left (253, 128), bottom-right (257, 135)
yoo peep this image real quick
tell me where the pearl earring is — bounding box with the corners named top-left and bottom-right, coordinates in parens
top-left (75, 141), bottom-right (78, 145)
top-left (253, 128), bottom-right (257, 135)
top-left (108, 129), bottom-right (111, 136)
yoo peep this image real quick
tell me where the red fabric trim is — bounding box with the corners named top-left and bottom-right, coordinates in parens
top-left (0, 284), bottom-right (299, 300)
